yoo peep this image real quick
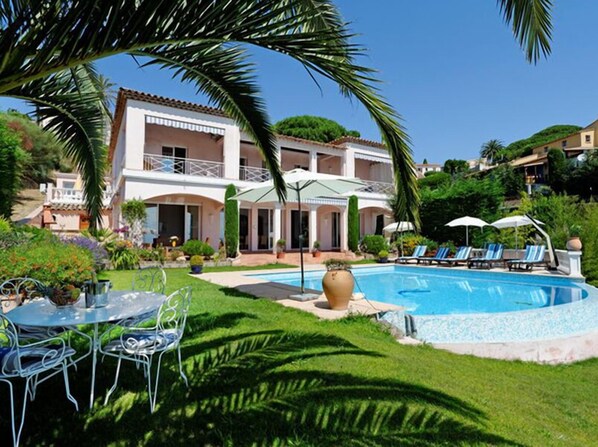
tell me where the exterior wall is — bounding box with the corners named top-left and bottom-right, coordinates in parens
top-left (280, 149), bottom-right (310, 171)
top-left (144, 124), bottom-right (223, 162)
top-left (240, 143), bottom-right (265, 168)
top-left (49, 211), bottom-right (110, 233)
top-left (318, 155), bottom-right (342, 175)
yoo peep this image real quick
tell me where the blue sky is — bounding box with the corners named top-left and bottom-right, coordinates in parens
top-left (2, 1), bottom-right (598, 163)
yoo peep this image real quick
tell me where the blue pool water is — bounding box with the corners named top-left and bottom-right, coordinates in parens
top-left (253, 266), bottom-right (588, 316)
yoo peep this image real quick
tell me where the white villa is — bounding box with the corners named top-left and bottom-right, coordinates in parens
top-left (44, 88), bottom-right (399, 253)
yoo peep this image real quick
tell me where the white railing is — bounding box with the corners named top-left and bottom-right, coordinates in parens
top-left (49, 187), bottom-right (112, 206)
top-left (143, 154), bottom-right (224, 178)
top-left (240, 166), bottom-right (271, 182)
top-left (358, 180), bottom-right (394, 195)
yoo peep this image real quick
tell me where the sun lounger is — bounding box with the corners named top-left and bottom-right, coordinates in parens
top-left (507, 245), bottom-right (548, 271)
top-left (436, 246), bottom-right (472, 267)
top-left (417, 246), bottom-right (450, 265)
top-left (396, 245), bottom-right (427, 264)
top-left (468, 244), bottom-right (505, 269)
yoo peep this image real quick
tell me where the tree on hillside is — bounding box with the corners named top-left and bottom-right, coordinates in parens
top-left (274, 115), bottom-right (359, 143)
top-left (443, 159), bottom-right (469, 176)
top-left (417, 172), bottom-right (451, 191)
top-left (0, 111), bottom-right (73, 185)
top-left (501, 125), bottom-right (581, 161)
top-left (0, 0), bottom-right (555, 228)
top-left (480, 139), bottom-right (504, 164)
top-left (0, 121), bottom-right (28, 218)
top-left (547, 148), bottom-right (568, 193)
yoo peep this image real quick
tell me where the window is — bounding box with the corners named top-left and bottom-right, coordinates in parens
top-left (585, 135), bottom-right (591, 143)
top-left (162, 146), bottom-right (187, 174)
top-left (544, 148), bottom-right (548, 153)
top-left (62, 181), bottom-right (75, 189)
top-left (562, 140), bottom-right (567, 148)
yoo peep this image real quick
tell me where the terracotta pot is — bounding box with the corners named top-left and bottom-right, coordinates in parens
top-left (312, 251), bottom-right (321, 258)
top-left (1, 293), bottom-right (22, 314)
top-left (276, 252), bottom-right (285, 259)
top-left (566, 237), bottom-right (582, 251)
top-left (322, 270), bottom-right (354, 310)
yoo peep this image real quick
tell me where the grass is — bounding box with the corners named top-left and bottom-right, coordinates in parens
top-left (4, 268), bottom-right (597, 446)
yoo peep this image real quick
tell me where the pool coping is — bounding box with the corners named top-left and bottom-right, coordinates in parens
top-left (195, 263), bottom-right (598, 363)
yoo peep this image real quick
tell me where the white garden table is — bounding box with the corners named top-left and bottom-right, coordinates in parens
top-left (7, 290), bottom-right (166, 409)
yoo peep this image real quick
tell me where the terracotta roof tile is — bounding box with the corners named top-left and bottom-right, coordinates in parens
top-left (330, 136), bottom-right (386, 149)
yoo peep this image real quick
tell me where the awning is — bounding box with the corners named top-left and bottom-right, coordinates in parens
top-left (145, 115), bottom-right (225, 135)
top-left (354, 152), bottom-right (391, 164)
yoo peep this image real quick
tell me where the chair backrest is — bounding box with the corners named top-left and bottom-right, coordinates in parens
top-left (521, 245), bottom-right (533, 261)
top-left (531, 245), bottom-right (546, 262)
top-left (483, 244), bottom-right (496, 260)
top-left (132, 267), bottom-right (167, 294)
top-left (435, 247), bottom-right (449, 259)
top-left (413, 245), bottom-right (427, 257)
top-left (454, 246), bottom-right (472, 260)
top-left (492, 244), bottom-right (504, 260)
top-left (0, 278), bottom-right (46, 312)
top-left (157, 286), bottom-right (192, 335)
top-left (0, 314), bottom-right (18, 349)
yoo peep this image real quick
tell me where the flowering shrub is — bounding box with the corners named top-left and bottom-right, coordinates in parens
top-left (0, 242), bottom-right (94, 288)
top-left (110, 240), bottom-right (140, 270)
top-left (61, 235), bottom-right (108, 270)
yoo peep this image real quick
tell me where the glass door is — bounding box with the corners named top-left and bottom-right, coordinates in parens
top-left (291, 210), bottom-right (309, 249)
top-left (162, 146), bottom-right (187, 174)
top-left (144, 204), bottom-right (158, 245)
top-left (239, 208), bottom-right (250, 251)
top-left (185, 205), bottom-right (200, 241)
top-left (331, 212), bottom-right (340, 248)
top-left (257, 209), bottom-right (273, 250)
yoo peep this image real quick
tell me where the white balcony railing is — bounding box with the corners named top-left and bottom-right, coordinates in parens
top-left (143, 154), bottom-right (224, 178)
top-left (49, 188), bottom-right (112, 206)
top-left (240, 166), bottom-right (271, 182)
top-left (358, 180), bottom-right (394, 195)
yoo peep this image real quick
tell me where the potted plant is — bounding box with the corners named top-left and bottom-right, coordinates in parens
top-left (169, 235), bottom-right (179, 247)
top-left (190, 255), bottom-right (204, 274)
top-left (377, 249), bottom-right (389, 263)
top-left (312, 240), bottom-right (321, 258)
top-left (276, 239), bottom-right (286, 259)
top-left (322, 258), bottom-right (354, 310)
top-left (566, 224), bottom-right (583, 251)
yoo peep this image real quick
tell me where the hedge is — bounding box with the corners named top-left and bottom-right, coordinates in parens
top-left (224, 184), bottom-right (239, 258)
top-left (348, 195), bottom-right (359, 251)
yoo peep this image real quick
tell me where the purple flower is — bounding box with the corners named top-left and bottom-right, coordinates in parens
top-left (60, 236), bottom-right (108, 269)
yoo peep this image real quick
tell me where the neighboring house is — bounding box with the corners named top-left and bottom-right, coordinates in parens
top-left (467, 157), bottom-right (492, 172)
top-left (414, 163), bottom-right (442, 178)
top-left (36, 172), bottom-right (112, 232)
top-left (510, 119), bottom-right (598, 188)
top-left (107, 88), bottom-right (395, 253)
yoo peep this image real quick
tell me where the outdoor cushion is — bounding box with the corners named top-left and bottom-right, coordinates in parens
top-left (104, 329), bottom-right (181, 354)
top-left (0, 345), bottom-right (75, 375)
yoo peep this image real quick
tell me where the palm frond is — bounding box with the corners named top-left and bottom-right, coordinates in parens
top-left (4, 64), bottom-right (109, 228)
top-left (497, 0), bottom-right (553, 64)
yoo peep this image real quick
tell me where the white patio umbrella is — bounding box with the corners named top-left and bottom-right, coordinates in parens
top-left (491, 215), bottom-right (544, 250)
top-left (383, 221), bottom-right (415, 256)
top-left (445, 216), bottom-right (488, 246)
top-left (232, 169), bottom-right (365, 295)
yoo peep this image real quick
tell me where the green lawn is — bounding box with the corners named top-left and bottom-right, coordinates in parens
top-left (203, 262), bottom-right (297, 273)
top-left (6, 268), bottom-right (597, 446)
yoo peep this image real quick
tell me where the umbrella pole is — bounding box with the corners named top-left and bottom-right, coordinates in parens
top-left (466, 225), bottom-right (468, 247)
top-left (297, 184), bottom-right (305, 294)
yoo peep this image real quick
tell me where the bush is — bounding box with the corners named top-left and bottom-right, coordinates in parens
top-left (324, 258), bottom-right (351, 271)
top-left (190, 255), bottom-right (204, 266)
top-left (0, 242), bottom-right (94, 288)
top-left (110, 240), bottom-right (140, 270)
top-left (182, 239), bottom-right (204, 256)
top-left (169, 250), bottom-right (184, 261)
top-left (378, 250), bottom-right (389, 258)
top-left (398, 233), bottom-right (438, 255)
top-left (137, 247), bottom-right (165, 263)
top-left (348, 195), bottom-right (359, 251)
top-left (361, 234), bottom-right (388, 255)
top-left (201, 243), bottom-right (215, 258)
top-left (61, 235), bottom-right (109, 271)
top-left (224, 184), bottom-right (239, 258)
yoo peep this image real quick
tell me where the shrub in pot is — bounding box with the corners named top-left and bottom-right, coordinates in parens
top-left (190, 255), bottom-right (204, 274)
top-left (276, 239), bottom-right (286, 259)
top-left (566, 224), bottom-right (583, 251)
top-left (182, 239), bottom-right (204, 256)
top-left (322, 259), bottom-right (354, 310)
top-left (377, 250), bottom-right (389, 263)
top-left (312, 240), bottom-right (321, 258)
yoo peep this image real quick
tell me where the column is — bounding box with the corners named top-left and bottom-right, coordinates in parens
top-left (340, 205), bottom-right (348, 252)
top-left (272, 204), bottom-right (282, 254)
top-left (309, 151), bottom-right (318, 173)
top-left (344, 148), bottom-right (355, 177)
top-left (124, 107), bottom-right (146, 170)
top-left (568, 251), bottom-right (583, 278)
top-left (308, 205), bottom-right (318, 251)
top-left (250, 205), bottom-right (258, 251)
top-left (223, 126), bottom-right (241, 179)
top-left (285, 207), bottom-right (292, 249)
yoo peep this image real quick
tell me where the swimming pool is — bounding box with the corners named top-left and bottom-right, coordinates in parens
top-left (253, 265), bottom-right (588, 315)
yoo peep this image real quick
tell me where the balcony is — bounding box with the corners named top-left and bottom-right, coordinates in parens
top-left (240, 166), bottom-right (271, 182)
top-left (143, 154), bottom-right (224, 178)
top-left (358, 180), bottom-right (394, 195)
top-left (49, 188), bottom-right (112, 206)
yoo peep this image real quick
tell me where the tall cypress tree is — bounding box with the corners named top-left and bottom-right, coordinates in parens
top-left (0, 121), bottom-right (21, 219)
top-left (224, 184), bottom-right (239, 258)
top-left (348, 195), bottom-right (359, 252)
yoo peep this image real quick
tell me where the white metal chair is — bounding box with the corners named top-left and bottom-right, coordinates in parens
top-left (0, 278), bottom-right (66, 342)
top-left (122, 266), bottom-right (167, 327)
top-left (0, 314), bottom-right (78, 447)
top-left (103, 286), bottom-right (192, 412)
